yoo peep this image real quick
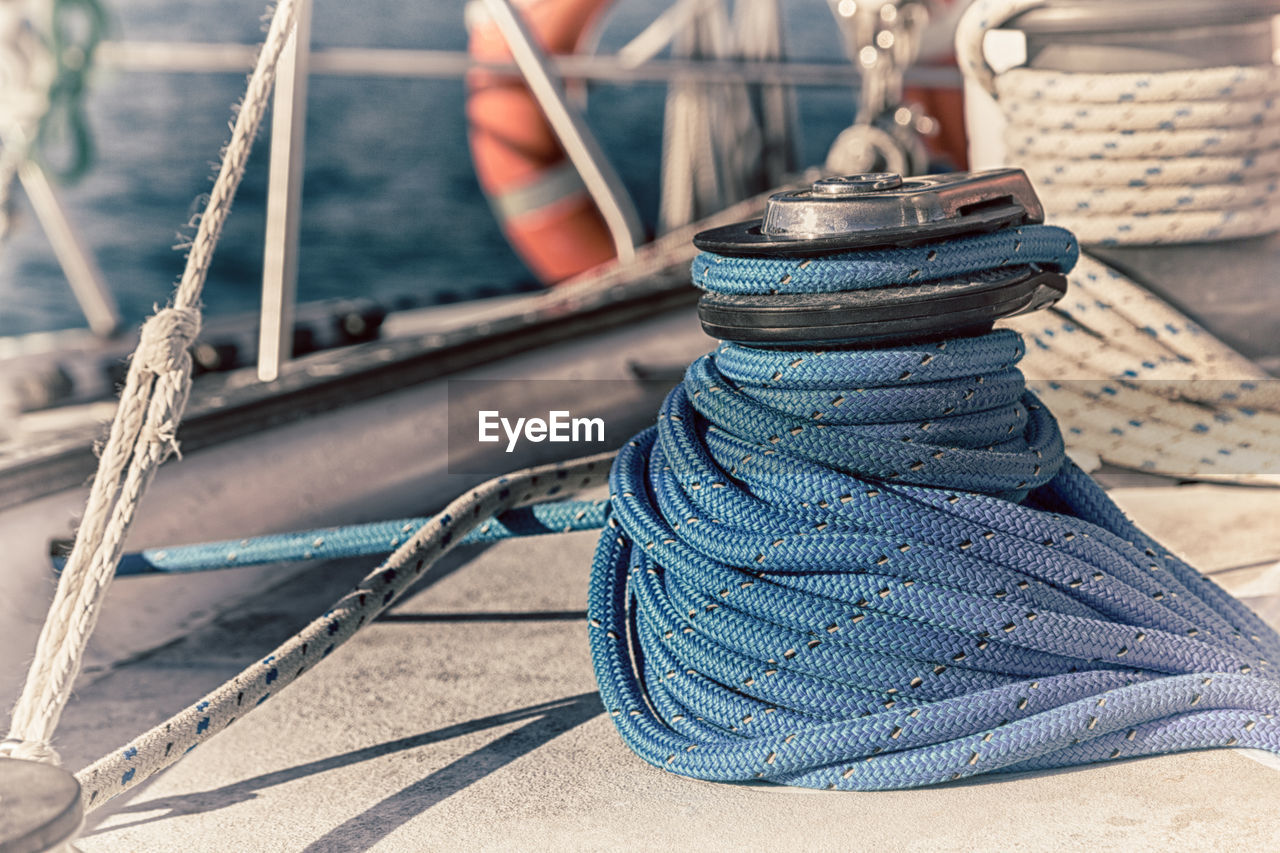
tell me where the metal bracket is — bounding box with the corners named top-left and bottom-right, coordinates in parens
top-left (479, 0), bottom-right (644, 263)
top-left (257, 0), bottom-right (313, 383)
top-left (693, 168), bottom-right (1063, 347)
top-left (694, 168), bottom-right (1044, 256)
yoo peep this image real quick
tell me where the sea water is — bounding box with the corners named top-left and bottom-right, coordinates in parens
top-left (0, 0), bottom-right (851, 336)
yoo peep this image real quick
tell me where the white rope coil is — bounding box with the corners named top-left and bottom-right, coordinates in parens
top-left (957, 0), bottom-right (1280, 245)
top-left (3, 0), bottom-right (301, 765)
top-left (956, 0), bottom-right (1280, 483)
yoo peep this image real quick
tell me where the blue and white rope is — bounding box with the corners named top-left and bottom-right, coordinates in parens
top-left (75, 453), bottom-right (617, 808)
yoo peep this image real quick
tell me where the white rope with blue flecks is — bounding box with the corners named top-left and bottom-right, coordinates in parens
top-left (1013, 254), bottom-right (1280, 485)
top-left (957, 0), bottom-right (1280, 245)
top-left (957, 0), bottom-right (1280, 484)
top-left (74, 454), bottom-right (614, 811)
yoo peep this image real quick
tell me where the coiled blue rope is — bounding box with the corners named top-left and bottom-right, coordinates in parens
top-left (587, 226), bottom-right (1280, 789)
top-left (692, 225), bottom-right (1078, 293)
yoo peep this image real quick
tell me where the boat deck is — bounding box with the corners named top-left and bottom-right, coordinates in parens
top-left (12, 232), bottom-right (1280, 850)
top-left (62, 481), bottom-right (1280, 851)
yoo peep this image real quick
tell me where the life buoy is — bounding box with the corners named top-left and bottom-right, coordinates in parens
top-left (466, 0), bottom-right (617, 285)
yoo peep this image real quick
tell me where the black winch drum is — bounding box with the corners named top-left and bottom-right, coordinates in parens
top-left (693, 169), bottom-right (1068, 348)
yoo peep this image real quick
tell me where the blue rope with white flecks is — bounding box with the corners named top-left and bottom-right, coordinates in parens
top-left (75, 224), bottom-right (1279, 806)
top-left (586, 225), bottom-right (1280, 789)
top-left (59, 501), bottom-right (610, 577)
top-left (692, 225), bottom-right (1078, 293)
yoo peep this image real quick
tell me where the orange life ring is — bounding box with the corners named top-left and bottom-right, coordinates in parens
top-left (466, 0), bottom-right (617, 285)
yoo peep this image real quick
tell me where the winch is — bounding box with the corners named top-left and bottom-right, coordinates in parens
top-left (693, 168), bottom-right (1071, 347)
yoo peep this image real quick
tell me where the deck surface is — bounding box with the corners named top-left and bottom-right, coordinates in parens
top-left (58, 483), bottom-right (1280, 852)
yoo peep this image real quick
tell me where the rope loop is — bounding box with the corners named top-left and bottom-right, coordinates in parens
top-left (0, 736), bottom-right (60, 764)
top-left (34, 0), bottom-right (109, 181)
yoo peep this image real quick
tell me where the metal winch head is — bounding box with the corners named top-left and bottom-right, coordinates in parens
top-left (693, 168), bottom-right (1068, 347)
top-left (695, 168), bottom-right (1045, 255)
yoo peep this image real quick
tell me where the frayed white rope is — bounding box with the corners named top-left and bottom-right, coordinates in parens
top-left (2, 0), bottom-right (301, 764)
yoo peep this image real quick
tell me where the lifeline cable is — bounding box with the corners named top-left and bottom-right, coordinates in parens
top-left (75, 222), bottom-right (1280, 803)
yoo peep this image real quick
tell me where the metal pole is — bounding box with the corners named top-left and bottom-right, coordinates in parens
top-left (617, 0), bottom-right (714, 68)
top-left (95, 42), bottom-right (964, 88)
top-left (257, 0), bottom-right (312, 383)
top-left (479, 0), bottom-right (645, 262)
top-left (18, 160), bottom-right (121, 337)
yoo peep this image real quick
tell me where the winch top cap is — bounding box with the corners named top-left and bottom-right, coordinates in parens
top-left (694, 168), bottom-right (1046, 256)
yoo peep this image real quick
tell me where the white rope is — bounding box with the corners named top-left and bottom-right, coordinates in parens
top-left (1010, 256), bottom-right (1280, 484)
top-left (1, 0), bottom-right (301, 765)
top-left (74, 453), bottom-right (613, 811)
top-left (958, 0), bottom-right (1280, 484)
top-left (957, 0), bottom-right (1280, 245)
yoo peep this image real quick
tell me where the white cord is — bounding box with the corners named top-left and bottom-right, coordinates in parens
top-left (957, 0), bottom-right (1280, 485)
